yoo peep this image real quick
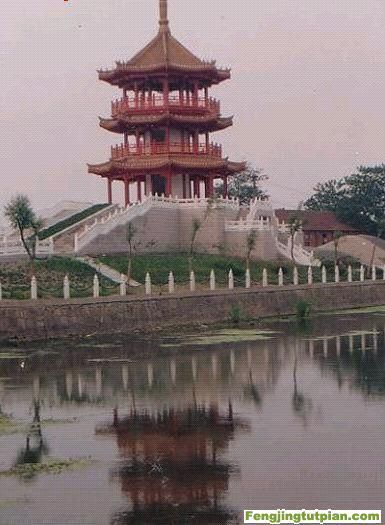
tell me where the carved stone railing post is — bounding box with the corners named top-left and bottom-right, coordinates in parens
top-left (322, 266), bottom-right (327, 284)
top-left (293, 267), bottom-right (299, 286)
top-left (120, 274), bottom-right (127, 296)
top-left (262, 268), bottom-right (268, 287)
top-left (210, 269), bottom-right (216, 291)
top-left (145, 272), bottom-right (152, 295)
top-left (31, 276), bottom-right (37, 300)
top-left (307, 266), bottom-right (313, 285)
top-left (278, 268), bottom-right (284, 286)
top-left (372, 266), bottom-right (376, 281)
top-left (63, 275), bottom-right (70, 300)
top-left (335, 265), bottom-right (340, 283)
top-left (190, 271), bottom-right (196, 292)
top-left (245, 268), bottom-right (251, 289)
top-left (168, 271), bottom-right (175, 294)
top-left (228, 269), bottom-right (234, 290)
top-left (348, 265), bottom-right (353, 283)
top-left (93, 275), bottom-right (100, 298)
top-left (360, 265), bottom-right (365, 282)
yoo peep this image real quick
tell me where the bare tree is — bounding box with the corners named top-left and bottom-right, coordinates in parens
top-left (245, 230), bottom-right (257, 271)
top-left (126, 222), bottom-right (137, 285)
top-left (288, 215), bottom-right (303, 263)
top-left (188, 218), bottom-right (202, 273)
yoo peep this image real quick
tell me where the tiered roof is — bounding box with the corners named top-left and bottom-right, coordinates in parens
top-left (98, 0), bottom-right (230, 87)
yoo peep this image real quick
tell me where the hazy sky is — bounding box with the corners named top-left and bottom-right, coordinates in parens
top-left (1, 0), bottom-right (385, 220)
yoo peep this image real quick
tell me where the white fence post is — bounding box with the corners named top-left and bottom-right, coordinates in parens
top-left (74, 232), bottom-right (79, 254)
top-left (190, 271), bottom-right (196, 292)
top-left (168, 271), bottom-right (175, 294)
top-left (31, 276), bottom-right (37, 300)
top-left (63, 275), bottom-right (70, 300)
top-left (278, 268), bottom-right (284, 286)
top-left (360, 265), bottom-right (365, 282)
top-left (210, 270), bottom-right (216, 291)
top-left (293, 267), bottom-right (299, 286)
top-left (335, 265), bottom-right (340, 283)
top-left (120, 274), bottom-right (127, 296)
top-left (307, 267), bottom-right (313, 285)
top-left (262, 268), bottom-right (268, 287)
top-left (372, 265), bottom-right (376, 281)
top-left (321, 266), bottom-right (327, 284)
top-left (145, 272), bottom-right (152, 295)
top-left (93, 275), bottom-right (100, 298)
top-left (348, 265), bottom-right (353, 283)
top-left (245, 268), bottom-right (251, 289)
top-left (228, 269), bottom-right (234, 290)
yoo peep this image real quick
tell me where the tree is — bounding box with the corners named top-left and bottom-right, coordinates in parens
top-left (126, 222), bottom-right (137, 285)
top-left (4, 194), bottom-right (42, 261)
top-left (368, 218), bottom-right (385, 272)
top-left (245, 230), bottom-right (257, 271)
top-left (332, 230), bottom-right (343, 266)
top-left (288, 215), bottom-right (303, 263)
top-left (188, 218), bottom-right (202, 273)
top-left (215, 165), bottom-right (268, 205)
top-left (304, 165), bottom-right (385, 238)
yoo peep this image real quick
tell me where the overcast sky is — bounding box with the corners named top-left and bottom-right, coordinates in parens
top-left (1, 0), bottom-right (384, 221)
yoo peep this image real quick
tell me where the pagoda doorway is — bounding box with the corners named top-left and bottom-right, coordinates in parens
top-left (152, 174), bottom-right (166, 196)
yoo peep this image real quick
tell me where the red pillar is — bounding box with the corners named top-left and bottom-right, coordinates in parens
top-left (124, 179), bottom-right (130, 207)
top-left (205, 132), bottom-right (210, 152)
top-left (107, 178), bottom-right (112, 204)
top-left (208, 175), bottom-right (214, 198)
top-left (165, 170), bottom-right (172, 197)
top-left (137, 179), bottom-right (142, 202)
top-left (163, 78), bottom-right (169, 107)
top-left (223, 176), bottom-right (228, 198)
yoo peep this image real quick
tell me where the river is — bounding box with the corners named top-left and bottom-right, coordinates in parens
top-left (0, 312), bottom-right (384, 524)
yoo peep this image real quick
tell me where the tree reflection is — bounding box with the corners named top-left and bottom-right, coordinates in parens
top-left (14, 400), bottom-right (49, 479)
top-left (292, 347), bottom-right (313, 427)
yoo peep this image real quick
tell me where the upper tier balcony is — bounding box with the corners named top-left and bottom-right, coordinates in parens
top-left (111, 141), bottom-right (223, 160)
top-left (111, 95), bottom-right (220, 118)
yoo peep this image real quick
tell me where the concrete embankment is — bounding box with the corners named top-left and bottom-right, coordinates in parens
top-left (0, 281), bottom-right (384, 341)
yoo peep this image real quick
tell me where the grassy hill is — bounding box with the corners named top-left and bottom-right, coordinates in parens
top-left (97, 253), bottom-right (320, 286)
top-left (0, 257), bottom-right (115, 299)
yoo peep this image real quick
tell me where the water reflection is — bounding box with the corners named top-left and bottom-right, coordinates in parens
top-left (97, 404), bottom-right (247, 524)
top-left (0, 313), bottom-right (384, 523)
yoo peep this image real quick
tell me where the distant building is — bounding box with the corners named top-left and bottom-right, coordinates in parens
top-left (275, 209), bottom-right (360, 248)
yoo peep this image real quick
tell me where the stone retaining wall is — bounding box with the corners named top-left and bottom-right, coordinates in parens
top-left (0, 281), bottom-right (383, 341)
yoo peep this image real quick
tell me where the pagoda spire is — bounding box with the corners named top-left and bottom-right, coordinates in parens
top-left (159, 0), bottom-right (170, 33)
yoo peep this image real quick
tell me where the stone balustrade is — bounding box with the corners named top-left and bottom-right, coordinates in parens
top-left (1, 264), bottom-right (384, 302)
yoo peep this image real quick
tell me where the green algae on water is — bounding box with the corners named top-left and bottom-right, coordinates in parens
top-left (0, 458), bottom-right (95, 479)
top-left (161, 328), bottom-right (277, 347)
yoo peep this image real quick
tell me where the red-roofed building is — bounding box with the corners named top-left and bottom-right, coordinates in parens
top-left (275, 209), bottom-right (360, 248)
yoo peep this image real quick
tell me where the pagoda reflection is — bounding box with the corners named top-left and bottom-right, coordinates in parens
top-left (96, 403), bottom-right (248, 524)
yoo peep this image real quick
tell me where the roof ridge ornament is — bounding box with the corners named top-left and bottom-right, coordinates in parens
top-left (159, 0), bottom-right (170, 33)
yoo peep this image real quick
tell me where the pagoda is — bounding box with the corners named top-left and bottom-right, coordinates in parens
top-left (88, 0), bottom-right (245, 206)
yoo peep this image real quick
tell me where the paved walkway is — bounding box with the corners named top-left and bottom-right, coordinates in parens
top-left (77, 256), bottom-right (141, 287)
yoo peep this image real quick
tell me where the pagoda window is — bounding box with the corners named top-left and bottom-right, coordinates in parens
top-left (151, 128), bottom-right (166, 143)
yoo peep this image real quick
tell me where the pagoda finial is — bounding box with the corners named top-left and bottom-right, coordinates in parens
top-left (159, 0), bottom-right (169, 32)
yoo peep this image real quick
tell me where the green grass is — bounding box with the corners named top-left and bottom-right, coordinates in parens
top-left (97, 253), bottom-right (352, 287)
top-left (0, 257), bottom-right (116, 299)
top-left (38, 204), bottom-right (109, 240)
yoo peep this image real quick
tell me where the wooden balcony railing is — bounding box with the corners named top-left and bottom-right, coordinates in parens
top-left (111, 141), bottom-right (223, 160)
top-left (111, 95), bottom-right (220, 118)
